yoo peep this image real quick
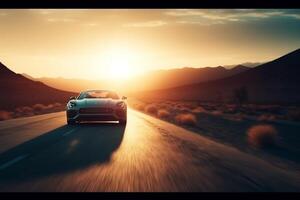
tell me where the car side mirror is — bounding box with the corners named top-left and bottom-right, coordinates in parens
top-left (122, 96), bottom-right (127, 100)
top-left (70, 96), bottom-right (76, 100)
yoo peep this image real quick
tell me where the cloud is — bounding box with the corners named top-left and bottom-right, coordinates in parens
top-left (37, 10), bottom-right (52, 15)
top-left (0, 12), bottom-right (8, 16)
top-left (283, 13), bottom-right (300, 19)
top-left (29, 9), bottom-right (84, 24)
top-left (29, 9), bottom-right (87, 15)
top-left (46, 18), bottom-right (76, 23)
top-left (177, 20), bottom-right (225, 26)
top-left (28, 9), bottom-right (58, 15)
top-left (123, 20), bottom-right (167, 28)
top-left (82, 23), bottom-right (98, 27)
top-left (165, 9), bottom-right (300, 25)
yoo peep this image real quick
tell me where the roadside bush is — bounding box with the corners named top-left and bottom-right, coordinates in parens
top-left (0, 110), bottom-right (13, 121)
top-left (183, 103), bottom-right (197, 110)
top-left (14, 106), bottom-right (34, 117)
top-left (158, 103), bottom-right (171, 110)
top-left (175, 113), bottom-right (197, 126)
top-left (32, 104), bottom-right (47, 112)
top-left (45, 104), bottom-right (55, 110)
top-left (223, 104), bottom-right (238, 114)
top-left (157, 109), bottom-right (171, 119)
top-left (257, 114), bottom-right (276, 122)
top-left (53, 102), bottom-right (62, 107)
top-left (255, 105), bottom-right (282, 114)
top-left (226, 113), bottom-right (245, 122)
top-left (211, 110), bottom-right (223, 116)
top-left (145, 104), bottom-right (158, 115)
top-left (192, 106), bottom-right (206, 113)
top-left (15, 106), bottom-right (33, 113)
top-left (179, 107), bottom-right (191, 113)
top-left (136, 104), bottom-right (146, 111)
top-left (247, 125), bottom-right (278, 148)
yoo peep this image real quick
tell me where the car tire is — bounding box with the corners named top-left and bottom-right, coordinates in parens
top-left (67, 119), bottom-right (76, 125)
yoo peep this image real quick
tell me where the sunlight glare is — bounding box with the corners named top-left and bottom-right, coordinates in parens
top-left (105, 47), bottom-right (138, 80)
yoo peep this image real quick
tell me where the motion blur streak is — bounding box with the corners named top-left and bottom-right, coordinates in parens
top-left (0, 109), bottom-right (299, 191)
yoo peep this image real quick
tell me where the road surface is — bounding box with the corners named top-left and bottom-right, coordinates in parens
top-left (0, 109), bottom-right (299, 192)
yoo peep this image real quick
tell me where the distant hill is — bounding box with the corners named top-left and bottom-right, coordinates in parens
top-left (25, 65), bottom-right (250, 93)
top-left (135, 49), bottom-right (300, 104)
top-left (28, 76), bottom-right (110, 93)
top-left (0, 62), bottom-right (77, 110)
top-left (21, 73), bottom-right (35, 80)
top-left (125, 65), bottom-right (250, 92)
top-left (224, 62), bottom-right (263, 68)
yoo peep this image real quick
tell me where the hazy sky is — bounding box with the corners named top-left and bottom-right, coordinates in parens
top-left (0, 9), bottom-right (300, 80)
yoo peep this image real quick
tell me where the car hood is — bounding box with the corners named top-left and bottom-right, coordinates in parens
top-left (74, 98), bottom-right (122, 108)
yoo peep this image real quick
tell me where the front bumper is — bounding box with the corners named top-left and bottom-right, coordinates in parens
top-left (67, 108), bottom-right (126, 121)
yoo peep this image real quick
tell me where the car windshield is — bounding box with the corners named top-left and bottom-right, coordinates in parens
top-left (77, 91), bottom-right (119, 100)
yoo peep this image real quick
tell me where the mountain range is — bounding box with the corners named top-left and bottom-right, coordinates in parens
top-left (23, 65), bottom-right (250, 93)
top-left (125, 65), bottom-right (250, 92)
top-left (0, 62), bottom-right (76, 110)
top-left (135, 49), bottom-right (300, 104)
top-left (22, 75), bottom-right (108, 93)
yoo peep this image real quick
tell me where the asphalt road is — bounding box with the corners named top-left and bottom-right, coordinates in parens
top-left (0, 108), bottom-right (299, 192)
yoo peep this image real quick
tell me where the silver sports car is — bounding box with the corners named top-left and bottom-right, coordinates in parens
top-left (66, 90), bottom-right (127, 125)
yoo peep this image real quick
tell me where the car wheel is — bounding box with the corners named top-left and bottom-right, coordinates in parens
top-left (67, 119), bottom-right (76, 125)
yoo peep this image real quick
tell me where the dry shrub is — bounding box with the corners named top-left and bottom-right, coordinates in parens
top-left (179, 107), bottom-right (191, 113)
top-left (166, 102), bottom-right (177, 107)
top-left (258, 114), bottom-right (276, 122)
top-left (256, 105), bottom-right (281, 114)
top-left (163, 101), bottom-right (174, 106)
top-left (226, 113), bottom-right (245, 121)
top-left (211, 110), bottom-right (223, 116)
top-left (15, 106), bottom-right (34, 117)
top-left (235, 113), bottom-right (246, 121)
top-left (136, 104), bottom-right (145, 111)
top-left (158, 103), bottom-right (170, 110)
top-left (15, 106), bottom-right (33, 113)
top-left (53, 102), bottom-right (62, 107)
top-left (33, 104), bottom-right (47, 112)
top-left (224, 106), bottom-right (238, 114)
top-left (157, 109), bottom-right (171, 119)
top-left (0, 110), bottom-right (13, 121)
top-left (45, 104), bottom-right (54, 110)
top-left (22, 106), bottom-right (33, 113)
top-left (33, 103), bottom-right (64, 113)
top-left (247, 125), bottom-right (278, 148)
top-left (192, 106), bottom-right (206, 113)
top-left (14, 107), bottom-right (22, 113)
top-left (183, 103), bottom-right (197, 110)
top-left (174, 104), bottom-right (183, 109)
top-left (145, 104), bottom-right (158, 115)
top-left (175, 113), bottom-right (197, 126)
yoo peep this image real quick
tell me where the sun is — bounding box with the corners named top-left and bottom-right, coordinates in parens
top-left (105, 47), bottom-right (137, 80)
top-left (108, 55), bottom-right (132, 80)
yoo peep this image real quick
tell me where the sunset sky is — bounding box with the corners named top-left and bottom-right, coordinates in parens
top-left (0, 9), bottom-right (300, 80)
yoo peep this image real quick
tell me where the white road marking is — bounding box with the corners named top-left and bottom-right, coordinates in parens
top-left (63, 128), bottom-right (77, 137)
top-left (0, 154), bottom-right (29, 170)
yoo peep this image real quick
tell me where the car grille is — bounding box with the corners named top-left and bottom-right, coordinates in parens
top-left (79, 107), bottom-right (113, 114)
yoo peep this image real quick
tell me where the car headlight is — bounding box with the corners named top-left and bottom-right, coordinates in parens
top-left (67, 101), bottom-right (77, 109)
top-left (116, 102), bottom-right (126, 109)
